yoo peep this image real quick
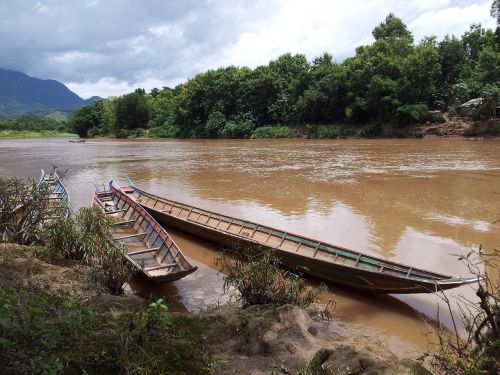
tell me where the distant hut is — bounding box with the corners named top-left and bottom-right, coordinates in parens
top-left (458, 98), bottom-right (498, 118)
top-left (457, 98), bottom-right (484, 117)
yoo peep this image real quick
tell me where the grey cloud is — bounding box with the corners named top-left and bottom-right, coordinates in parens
top-left (0, 0), bottom-right (495, 98)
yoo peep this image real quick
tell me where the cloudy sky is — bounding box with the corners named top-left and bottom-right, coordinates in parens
top-left (0, 0), bottom-right (495, 98)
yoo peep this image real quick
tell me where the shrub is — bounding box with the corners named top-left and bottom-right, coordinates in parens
top-left (354, 123), bottom-right (381, 138)
top-left (427, 247), bottom-right (499, 375)
top-left (0, 177), bottom-right (53, 245)
top-left (149, 124), bottom-right (179, 138)
top-left (87, 126), bottom-right (102, 138)
top-left (114, 299), bottom-right (211, 374)
top-left (396, 104), bottom-right (429, 126)
top-left (204, 110), bottom-right (226, 138)
top-left (115, 129), bottom-right (130, 138)
top-left (306, 124), bottom-right (344, 139)
top-left (38, 207), bottom-right (136, 294)
top-left (220, 113), bottom-right (256, 138)
top-left (90, 241), bottom-right (136, 295)
top-left (129, 128), bottom-right (146, 138)
top-left (217, 246), bottom-right (324, 307)
top-left (38, 216), bottom-right (82, 259)
top-left (251, 126), bottom-right (300, 138)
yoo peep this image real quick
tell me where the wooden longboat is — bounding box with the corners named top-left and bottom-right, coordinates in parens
top-left (92, 183), bottom-right (197, 283)
top-left (127, 185), bottom-right (480, 294)
top-left (38, 169), bottom-right (70, 219)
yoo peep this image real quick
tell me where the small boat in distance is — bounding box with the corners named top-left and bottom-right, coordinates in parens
top-left (69, 138), bottom-right (86, 143)
top-left (38, 169), bottom-right (70, 219)
top-left (125, 183), bottom-right (480, 294)
top-left (92, 182), bottom-right (197, 283)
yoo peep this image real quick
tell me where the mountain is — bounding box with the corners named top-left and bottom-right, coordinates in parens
top-left (0, 69), bottom-right (100, 117)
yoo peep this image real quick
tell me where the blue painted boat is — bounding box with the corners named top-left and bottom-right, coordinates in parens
top-left (38, 169), bottom-right (70, 219)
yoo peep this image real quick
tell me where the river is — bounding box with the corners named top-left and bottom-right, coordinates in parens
top-left (1, 137), bottom-right (499, 358)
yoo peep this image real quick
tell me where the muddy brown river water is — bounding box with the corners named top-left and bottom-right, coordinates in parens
top-left (1, 137), bottom-right (499, 358)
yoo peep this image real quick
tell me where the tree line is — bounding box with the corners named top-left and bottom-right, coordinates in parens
top-left (71, 12), bottom-right (500, 139)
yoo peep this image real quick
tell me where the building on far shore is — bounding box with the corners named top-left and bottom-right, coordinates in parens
top-left (458, 98), bottom-right (499, 118)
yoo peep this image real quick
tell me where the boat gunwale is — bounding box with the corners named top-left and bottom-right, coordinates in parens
top-left (131, 186), bottom-right (452, 282)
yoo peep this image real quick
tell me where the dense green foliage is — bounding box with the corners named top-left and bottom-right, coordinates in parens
top-left (0, 116), bottom-right (73, 137)
top-left (69, 13), bottom-right (499, 139)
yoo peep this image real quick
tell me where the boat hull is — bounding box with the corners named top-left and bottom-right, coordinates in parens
top-left (93, 186), bottom-right (197, 284)
top-left (38, 169), bottom-right (70, 219)
top-left (132, 187), bottom-right (478, 294)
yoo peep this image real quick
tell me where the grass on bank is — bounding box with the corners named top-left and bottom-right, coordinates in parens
top-left (0, 130), bottom-right (76, 138)
top-left (0, 255), bottom-right (212, 374)
top-left (0, 175), bottom-right (214, 374)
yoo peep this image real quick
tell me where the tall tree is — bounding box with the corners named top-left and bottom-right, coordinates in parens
top-left (372, 13), bottom-right (414, 44)
top-left (71, 105), bottom-right (99, 138)
top-left (115, 92), bottom-right (150, 131)
top-left (492, 0), bottom-right (500, 25)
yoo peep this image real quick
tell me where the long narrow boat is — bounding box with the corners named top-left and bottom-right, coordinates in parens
top-left (126, 184), bottom-right (480, 294)
top-left (92, 182), bottom-right (197, 283)
top-left (38, 169), bottom-right (70, 219)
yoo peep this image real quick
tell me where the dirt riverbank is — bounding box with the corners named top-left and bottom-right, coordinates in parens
top-left (382, 118), bottom-right (500, 138)
top-left (0, 244), bottom-right (431, 374)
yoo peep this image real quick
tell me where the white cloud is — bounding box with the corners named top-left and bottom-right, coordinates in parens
top-left (410, 2), bottom-right (496, 41)
top-left (66, 77), bottom-right (136, 99)
top-left (33, 1), bottom-right (51, 15)
top-left (65, 76), bottom-right (175, 99)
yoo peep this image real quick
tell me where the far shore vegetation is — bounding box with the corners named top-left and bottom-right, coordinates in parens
top-left (1, 12), bottom-right (499, 140)
top-left (0, 117), bottom-right (76, 138)
top-left (66, 13), bottom-right (498, 140)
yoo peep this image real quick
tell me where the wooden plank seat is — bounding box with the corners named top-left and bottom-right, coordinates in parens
top-left (105, 209), bottom-right (127, 215)
top-left (145, 263), bottom-right (177, 272)
top-left (128, 247), bottom-right (161, 256)
top-left (113, 219), bottom-right (137, 226)
top-left (115, 232), bottom-right (147, 240)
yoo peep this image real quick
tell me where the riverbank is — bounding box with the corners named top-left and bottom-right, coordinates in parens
top-left (0, 243), bottom-right (431, 374)
top-left (1, 118), bottom-right (498, 140)
top-left (0, 130), bottom-right (76, 138)
top-left (248, 119), bottom-right (500, 139)
top-left (121, 118), bottom-right (498, 140)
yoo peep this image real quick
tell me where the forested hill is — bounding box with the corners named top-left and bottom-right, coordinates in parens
top-left (0, 69), bottom-right (99, 117)
top-left (71, 13), bottom-right (500, 139)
